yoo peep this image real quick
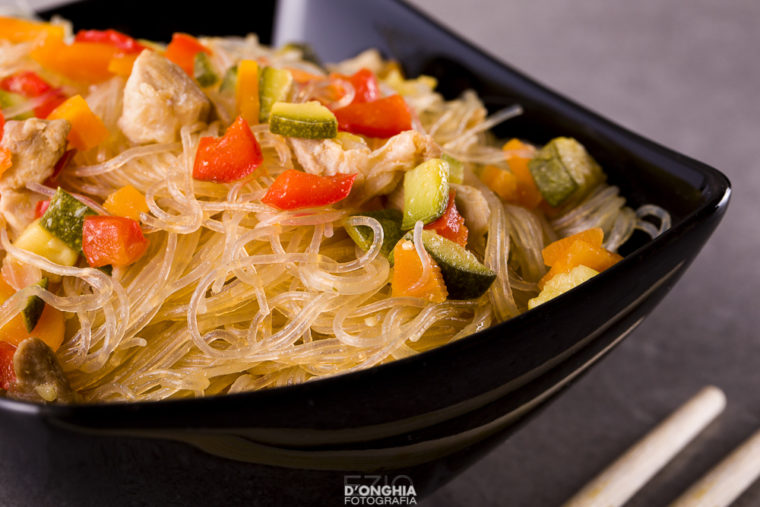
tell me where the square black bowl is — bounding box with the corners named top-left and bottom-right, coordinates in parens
top-left (0, 1), bottom-right (730, 505)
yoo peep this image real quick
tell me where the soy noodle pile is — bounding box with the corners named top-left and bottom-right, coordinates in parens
top-left (0, 17), bottom-right (669, 402)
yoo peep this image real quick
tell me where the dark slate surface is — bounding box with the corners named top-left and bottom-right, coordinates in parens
top-left (409, 1), bottom-right (760, 505)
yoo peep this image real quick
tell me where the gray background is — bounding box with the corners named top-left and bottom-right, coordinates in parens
top-left (17, 0), bottom-right (760, 505)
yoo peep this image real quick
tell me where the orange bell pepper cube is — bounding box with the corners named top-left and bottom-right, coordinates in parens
top-left (235, 59), bottom-right (260, 125)
top-left (31, 36), bottom-right (120, 84)
top-left (391, 239), bottom-right (448, 303)
top-left (424, 190), bottom-right (468, 247)
top-left (0, 148), bottom-right (12, 177)
top-left (47, 95), bottom-right (109, 151)
top-left (164, 33), bottom-right (211, 76)
top-left (503, 138), bottom-right (542, 209)
top-left (82, 215), bottom-right (149, 268)
top-left (262, 170), bottom-right (357, 210)
top-left (542, 227), bottom-right (604, 267)
top-left (333, 94), bottom-right (412, 138)
top-left (107, 53), bottom-right (140, 78)
top-left (103, 184), bottom-right (149, 221)
top-left (0, 16), bottom-right (64, 43)
top-left (329, 68), bottom-right (381, 104)
top-left (480, 164), bottom-right (519, 202)
top-left (0, 341), bottom-right (15, 391)
top-left (0, 70), bottom-right (68, 118)
top-left (193, 116), bottom-right (263, 183)
top-left (538, 237), bottom-right (622, 289)
top-left (0, 276), bottom-right (65, 351)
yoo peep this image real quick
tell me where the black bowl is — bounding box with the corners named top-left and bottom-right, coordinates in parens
top-left (0, 1), bottom-right (730, 505)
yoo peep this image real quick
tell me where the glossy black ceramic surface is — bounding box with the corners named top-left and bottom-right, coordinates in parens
top-left (0, 1), bottom-right (730, 505)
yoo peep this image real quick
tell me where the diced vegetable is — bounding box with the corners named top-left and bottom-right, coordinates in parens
top-left (107, 53), bottom-right (139, 77)
top-left (0, 16), bottom-right (64, 43)
top-left (528, 265), bottom-right (599, 310)
top-left (401, 158), bottom-right (449, 230)
top-left (30, 36), bottom-right (120, 83)
top-left (22, 277), bottom-right (48, 333)
top-left (503, 138), bottom-right (542, 209)
top-left (442, 153), bottom-right (464, 184)
top-left (44, 149), bottom-right (76, 187)
top-left (332, 94), bottom-right (412, 138)
top-left (529, 137), bottom-right (605, 207)
top-left (259, 67), bottom-right (293, 122)
top-left (480, 164), bottom-right (518, 202)
top-left (286, 67), bottom-right (323, 84)
top-left (0, 71), bottom-right (67, 119)
top-left (193, 52), bottom-right (218, 87)
top-left (0, 341), bottom-right (15, 391)
top-left (34, 200), bottom-right (50, 219)
top-left (13, 219), bottom-right (80, 266)
top-left (268, 101), bottom-right (338, 139)
top-left (0, 89), bottom-right (31, 119)
top-left (413, 230), bottom-right (496, 300)
top-left (39, 187), bottom-right (96, 251)
top-left (383, 68), bottom-right (438, 97)
top-left (47, 95), bottom-right (109, 151)
top-left (82, 216), bottom-right (149, 268)
top-left (330, 68), bottom-right (380, 104)
top-left (424, 190), bottom-right (468, 247)
top-left (538, 237), bottom-right (622, 289)
top-left (193, 116), bottom-right (263, 182)
top-left (235, 59), bottom-right (260, 124)
top-left (262, 169), bottom-right (357, 210)
top-left (0, 147), bottom-right (11, 176)
top-left (164, 33), bottom-right (211, 76)
top-left (391, 239), bottom-right (448, 303)
top-left (542, 227), bottom-right (604, 267)
top-left (0, 276), bottom-right (64, 351)
top-left (345, 209), bottom-right (404, 258)
top-left (103, 184), bottom-right (149, 221)
top-left (219, 65), bottom-right (238, 93)
top-left (74, 29), bottom-right (146, 54)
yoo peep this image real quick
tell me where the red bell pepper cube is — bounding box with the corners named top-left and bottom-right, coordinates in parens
top-left (34, 200), bottom-right (50, 218)
top-left (82, 216), bottom-right (149, 268)
top-left (74, 29), bottom-right (146, 54)
top-left (193, 116), bottom-right (263, 183)
top-left (0, 341), bottom-right (16, 391)
top-left (164, 33), bottom-right (211, 76)
top-left (332, 94), bottom-right (412, 138)
top-left (330, 68), bottom-right (381, 104)
top-left (262, 169), bottom-right (357, 210)
top-left (424, 190), bottom-right (468, 247)
top-left (0, 71), bottom-right (67, 118)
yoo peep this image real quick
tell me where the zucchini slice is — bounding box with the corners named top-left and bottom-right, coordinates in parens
top-left (14, 219), bottom-right (80, 266)
top-left (442, 153), bottom-right (464, 184)
top-left (401, 158), bottom-right (449, 230)
top-left (22, 277), bottom-right (48, 333)
top-left (412, 230), bottom-right (496, 300)
top-left (259, 67), bottom-right (293, 122)
top-left (345, 209), bottom-right (404, 259)
top-left (193, 52), bottom-right (218, 88)
top-left (0, 90), bottom-right (32, 120)
top-left (528, 137), bottom-right (605, 207)
top-left (39, 188), bottom-right (96, 251)
top-left (269, 101), bottom-right (338, 139)
top-left (219, 65), bottom-right (238, 94)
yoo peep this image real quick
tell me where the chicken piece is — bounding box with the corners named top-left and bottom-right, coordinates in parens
top-left (453, 184), bottom-right (491, 253)
top-left (118, 50), bottom-right (211, 144)
top-left (0, 118), bottom-right (70, 192)
top-left (360, 130), bottom-right (441, 201)
top-left (0, 189), bottom-right (44, 239)
top-left (8, 337), bottom-right (79, 403)
top-left (289, 138), bottom-right (370, 178)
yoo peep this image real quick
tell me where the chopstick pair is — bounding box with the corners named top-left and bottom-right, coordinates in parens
top-left (563, 386), bottom-right (760, 507)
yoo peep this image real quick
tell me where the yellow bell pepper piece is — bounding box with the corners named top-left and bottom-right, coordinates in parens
top-left (103, 185), bottom-right (149, 221)
top-left (236, 59), bottom-right (260, 124)
top-left (47, 95), bottom-right (109, 151)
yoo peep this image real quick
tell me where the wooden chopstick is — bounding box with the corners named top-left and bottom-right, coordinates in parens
top-left (563, 386), bottom-right (726, 507)
top-left (670, 428), bottom-right (760, 507)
